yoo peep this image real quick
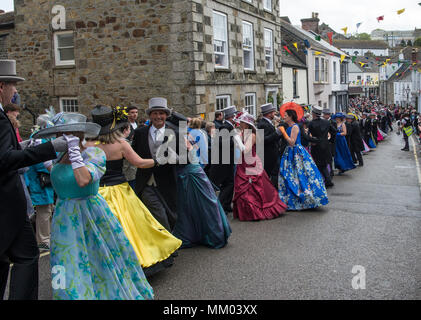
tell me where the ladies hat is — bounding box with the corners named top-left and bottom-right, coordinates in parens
top-left (32, 112), bottom-right (101, 139)
top-left (91, 105), bottom-right (129, 135)
top-left (237, 112), bottom-right (256, 130)
top-left (332, 112), bottom-right (346, 120)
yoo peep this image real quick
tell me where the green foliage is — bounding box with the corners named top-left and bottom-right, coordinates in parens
top-left (358, 33), bottom-right (371, 40)
top-left (400, 39), bottom-right (407, 47)
top-left (414, 37), bottom-right (421, 47)
top-left (407, 40), bottom-right (413, 47)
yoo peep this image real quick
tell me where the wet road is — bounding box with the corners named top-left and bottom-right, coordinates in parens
top-left (5, 126), bottom-right (421, 300)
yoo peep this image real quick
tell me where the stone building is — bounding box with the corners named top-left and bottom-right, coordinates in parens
top-left (2, 0), bottom-right (282, 137)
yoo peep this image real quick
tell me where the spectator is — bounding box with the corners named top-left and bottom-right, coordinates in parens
top-left (4, 103), bottom-right (22, 142)
top-left (213, 111), bottom-right (224, 129)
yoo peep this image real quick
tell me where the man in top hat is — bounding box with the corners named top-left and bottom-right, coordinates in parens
top-left (359, 113), bottom-right (370, 144)
top-left (257, 103), bottom-right (283, 187)
top-left (209, 105), bottom-right (237, 213)
top-left (132, 97), bottom-right (178, 232)
top-left (322, 108), bottom-right (337, 177)
top-left (346, 114), bottom-right (364, 166)
top-left (369, 113), bottom-right (378, 145)
top-left (0, 60), bottom-right (68, 300)
top-left (308, 105), bottom-right (336, 188)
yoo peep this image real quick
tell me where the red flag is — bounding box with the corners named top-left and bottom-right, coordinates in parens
top-left (377, 15), bottom-right (384, 22)
top-left (283, 45), bottom-right (292, 55)
top-left (327, 32), bottom-right (333, 45)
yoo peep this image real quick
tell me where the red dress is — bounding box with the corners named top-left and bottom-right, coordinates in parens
top-left (233, 144), bottom-right (287, 221)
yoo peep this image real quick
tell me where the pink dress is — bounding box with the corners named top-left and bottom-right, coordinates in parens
top-left (233, 144), bottom-right (287, 221)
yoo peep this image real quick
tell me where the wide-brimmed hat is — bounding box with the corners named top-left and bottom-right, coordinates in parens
top-left (261, 103), bottom-right (277, 115)
top-left (0, 60), bottom-right (25, 82)
top-left (223, 106), bottom-right (238, 119)
top-left (146, 97), bottom-right (172, 116)
top-left (332, 112), bottom-right (346, 120)
top-left (238, 112), bottom-right (256, 130)
top-left (32, 112), bottom-right (101, 139)
top-left (91, 105), bottom-right (129, 135)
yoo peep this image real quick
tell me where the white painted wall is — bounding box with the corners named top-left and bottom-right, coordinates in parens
top-left (281, 67), bottom-right (308, 105)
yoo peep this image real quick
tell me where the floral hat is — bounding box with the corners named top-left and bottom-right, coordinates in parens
top-left (90, 105), bottom-right (129, 135)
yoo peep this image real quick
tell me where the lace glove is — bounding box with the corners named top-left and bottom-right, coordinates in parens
top-left (63, 134), bottom-right (85, 170)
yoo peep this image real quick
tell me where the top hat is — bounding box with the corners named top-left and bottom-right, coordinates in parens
top-left (223, 106), bottom-right (238, 119)
top-left (91, 105), bottom-right (129, 135)
top-left (0, 60), bottom-right (25, 82)
top-left (32, 112), bottom-right (101, 139)
top-left (146, 97), bottom-right (172, 116)
top-left (322, 108), bottom-right (331, 115)
top-left (261, 103), bottom-right (277, 115)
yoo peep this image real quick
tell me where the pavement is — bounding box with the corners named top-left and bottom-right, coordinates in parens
top-left (4, 125), bottom-right (421, 300)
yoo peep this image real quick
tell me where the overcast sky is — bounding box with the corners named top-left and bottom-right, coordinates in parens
top-left (280, 0), bottom-right (421, 35)
top-left (1, 0), bottom-right (420, 35)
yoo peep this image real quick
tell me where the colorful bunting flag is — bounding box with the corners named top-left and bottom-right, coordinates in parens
top-left (352, 56), bottom-right (357, 63)
top-left (314, 51), bottom-right (322, 56)
top-left (327, 32), bottom-right (333, 45)
top-left (304, 39), bottom-right (311, 48)
top-left (397, 9), bottom-right (405, 15)
top-left (377, 16), bottom-right (384, 22)
top-left (293, 42), bottom-right (298, 51)
top-left (356, 22), bottom-right (362, 29)
top-left (340, 55), bottom-right (346, 63)
top-left (359, 62), bottom-right (366, 67)
top-left (315, 35), bottom-right (321, 41)
top-left (341, 27), bottom-right (348, 35)
top-left (283, 45), bottom-right (292, 55)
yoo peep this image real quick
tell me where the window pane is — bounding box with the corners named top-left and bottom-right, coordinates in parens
top-left (59, 48), bottom-right (74, 61)
top-left (58, 34), bottom-right (74, 48)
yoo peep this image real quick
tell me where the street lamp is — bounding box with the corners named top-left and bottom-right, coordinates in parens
top-left (404, 85), bottom-right (411, 107)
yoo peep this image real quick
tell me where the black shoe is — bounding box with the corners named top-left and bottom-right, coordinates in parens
top-left (358, 163), bottom-right (364, 167)
top-left (325, 182), bottom-right (334, 188)
top-left (401, 148), bottom-right (409, 151)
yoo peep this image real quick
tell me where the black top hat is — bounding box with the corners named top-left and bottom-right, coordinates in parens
top-left (91, 105), bottom-right (129, 136)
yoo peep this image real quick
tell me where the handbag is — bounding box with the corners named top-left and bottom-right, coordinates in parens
top-left (38, 171), bottom-right (52, 188)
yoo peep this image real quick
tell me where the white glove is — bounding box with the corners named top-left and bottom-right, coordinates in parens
top-left (51, 136), bottom-right (68, 153)
top-left (43, 160), bottom-right (53, 171)
top-left (19, 139), bottom-right (31, 149)
top-left (63, 134), bottom-right (85, 170)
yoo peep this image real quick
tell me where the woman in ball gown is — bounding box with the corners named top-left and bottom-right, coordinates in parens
top-left (278, 109), bottom-right (329, 211)
top-left (332, 113), bottom-right (356, 174)
top-left (33, 112), bottom-right (154, 300)
top-left (166, 112), bottom-right (231, 249)
top-left (88, 106), bottom-right (182, 276)
top-left (233, 112), bottom-right (287, 221)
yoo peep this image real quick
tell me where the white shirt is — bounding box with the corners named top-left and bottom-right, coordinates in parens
top-left (150, 125), bottom-right (166, 143)
top-left (130, 121), bottom-right (138, 130)
top-left (263, 117), bottom-right (274, 126)
top-left (0, 103), bottom-right (3, 112)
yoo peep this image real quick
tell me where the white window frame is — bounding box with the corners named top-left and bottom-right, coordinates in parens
top-left (315, 57), bottom-right (320, 82)
top-left (264, 28), bottom-right (274, 72)
top-left (54, 31), bottom-right (75, 66)
top-left (263, 0), bottom-right (272, 11)
top-left (216, 95), bottom-right (231, 111)
top-left (245, 93), bottom-right (257, 116)
top-left (333, 61), bottom-right (337, 84)
top-left (59, 97), bottom-right (79, 113)
top-left (213, 11), bottom-right (229, 69)
top-left (242, 21), bottom-right (254, 71)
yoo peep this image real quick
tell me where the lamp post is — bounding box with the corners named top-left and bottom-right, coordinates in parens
top-left (404, 85), bottom-right (411, 107)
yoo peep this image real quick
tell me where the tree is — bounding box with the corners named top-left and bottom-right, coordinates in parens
top-left (407, 40), bottom-right (413, 47)
top-left (414, 37), bottom-right (421, 47)
top-left (400, 39), bottom-right (407, 47)
top-left (358, 33), bottom-right (371, 40)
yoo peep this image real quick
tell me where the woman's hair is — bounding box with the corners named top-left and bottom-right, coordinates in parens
top-left (205, 122), bottom-right (215, 134)
top-left (286, 109), bottom-right (298, 123)
top-left (96, 130), bottom-right (125, 144)
top-left (4, 103), bottom-right (20, 113)
top-left (189, 118), bottom-right (202, 129)
top-left (6, 113), bottom-right (20, 129)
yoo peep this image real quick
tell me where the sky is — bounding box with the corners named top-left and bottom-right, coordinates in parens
top-left (280, 0), bottom-right (421, 35)
top-left (1, 0), bottom-right (420, 35)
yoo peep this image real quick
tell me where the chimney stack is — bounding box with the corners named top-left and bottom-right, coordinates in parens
top-left (301, 12), bottom-right (320, 34)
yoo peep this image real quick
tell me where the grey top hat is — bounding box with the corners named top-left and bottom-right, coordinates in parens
top-left (0, 60), bottom-right (25, 82)
top-left (312, 105), bottom-right (323, 116)
top-left (223, 105), bottom-right (238, 119)
top-left (32, 112), bottom-right (101, 139)
top-left (261, 103), bottom-right (277, 115)
top-left (322, 108), bottom-right (331, 114)
top-left (146, 97), bottom-right (171, 116)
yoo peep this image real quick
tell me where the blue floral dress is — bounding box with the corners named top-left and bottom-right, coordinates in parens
top-left (278, 124), bottom-right (329, 211)
top-left (50, 147), bottom-right (154, 300)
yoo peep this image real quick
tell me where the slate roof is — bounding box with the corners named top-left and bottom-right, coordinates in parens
top-left (333, 40), bottom-right (389, 49)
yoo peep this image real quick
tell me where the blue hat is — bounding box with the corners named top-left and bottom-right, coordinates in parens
top-left (332, 112), bottom-right (346, 120)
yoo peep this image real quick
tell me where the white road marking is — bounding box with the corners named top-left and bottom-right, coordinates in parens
top-left (410, 135), bottom-right (421, 196)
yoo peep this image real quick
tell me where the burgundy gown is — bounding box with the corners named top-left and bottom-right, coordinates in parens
top-left (233, 144), bottom-right (287, 221)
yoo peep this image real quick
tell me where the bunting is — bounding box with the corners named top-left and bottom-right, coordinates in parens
top-left (340, 55), bottom-right (346, 64)
top-left (283, 45), bottom-right (292, 55)
top-left (327, 32), bottom-right (333, 45)
top-left (293, 42), bottom-right (298, 51)
top-left (314, 51), bottom-right (322, 56)
top-left (341, 27), bottom-right (348, 35)
top-left (377, 15), bottom-right (384, 22)
top-left (397, 8), bottom-right (405, 15)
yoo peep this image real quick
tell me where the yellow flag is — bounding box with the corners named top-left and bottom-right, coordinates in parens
top-left (386, 59), bottom-right (391, 62)
top-left (293, 43), bottom-right (298, 51)
top-left (340, 55), bottom-right (346, 63)
top-left (341, 27), bottom-right (348, 35)
top-left (314, 51), bottom-right (322, 55)
top-left (397, 8), bottom-right (405, 15)
top-left (359, 62), bottom-right (365, 67)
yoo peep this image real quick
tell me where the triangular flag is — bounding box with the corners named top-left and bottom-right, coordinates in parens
top-left (303, 49), bottom-right (308, 55)
top-left (397, 9), bottom-right (405, 15)
top-left (293, 42), bottom-right (298, 51)
top-left (315, 35), bottom-right (321, 41)
top-left (283, 45), bottom-right (292, 55)
top-left (341, 27), bottom-right (348, 35)
top-left (340, 55), bottom-right (346, 63)
top-left (377, 16), bottom-right (384, 22)
top-left (327, 32), bottom-right (333, 45)
top-left (352, 56), bottom-right (357, 63)
top-left (304, 39), bottom-right (311, 48)
top-left (314, 51), bottom-right (322, 56)
top-left (359, 62), bottom-right (366, 67)
top-left (356, 22), bottom-right (363, 29)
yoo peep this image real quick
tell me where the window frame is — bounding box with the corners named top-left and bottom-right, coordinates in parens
top-left (293, 69), bottom-right (298, 98)
top-left (242, 21), bottom-right (255, 71)
top-left (264, 28), bottom-right (274, 72)
top-left (263, 0), bottom-right (272, 11)
top-left (59, 97), bottom-right (79, 113)
top-left (213, 11), bottom-right (229, 69)
top-left (216, 95), bottom-right (231, 111)
top-left (54, 31), bottom-right (75, 67)
top-left (245, 93), bottom-right (257, 116)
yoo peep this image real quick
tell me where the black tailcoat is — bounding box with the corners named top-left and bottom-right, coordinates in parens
top-left (308, 118), bottom-right (336, 167)
top-left (257, 118), bottom-right (281, 177)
